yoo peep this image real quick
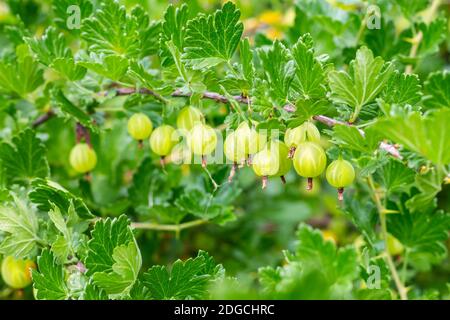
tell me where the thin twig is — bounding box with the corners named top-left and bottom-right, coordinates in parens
top-left (131, 219), bottom-right (208, 232)
top-left (171, 88), bottom-right (249, 104)
top-left (32, 110), bottom-right (55, 128)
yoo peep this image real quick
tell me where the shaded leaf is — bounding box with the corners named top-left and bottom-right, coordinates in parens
top-left (0, 129), bottom-right (49, 184)
top-left (0, 55), bottom-right (43, 97)
top-left (0, 194), bottom-right (40, 258)
top-left (142, 250), bottom-right (223, 299)
top-left (29, 178), bottom-right (93, 220)
top-left (423, 71), bottom-right (450, 109)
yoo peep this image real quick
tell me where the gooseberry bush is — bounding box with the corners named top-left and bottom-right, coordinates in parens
top-left (0, 0), bottom-right (449, 301)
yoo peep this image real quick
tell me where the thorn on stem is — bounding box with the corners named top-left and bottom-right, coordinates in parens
top-left (138, 140), bottom-right (143, 149)
top-left (160, 156), bottom-right (166, 168)
top-left (280, 175), bottom-right (286, 184)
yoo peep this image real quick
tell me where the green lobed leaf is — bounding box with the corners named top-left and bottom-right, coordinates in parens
top-left (32, 249), bottom-right (70, 300)
top-left (81, 0), bottom-right (140, 57)
top-left (131, 6), bottom-right (161, 57)
top-left (46, 201), bottom-right (89, 263)
top-left (417, 16), bottom-right (447, 57)
top-left (406, 168), bottom-right (444, 212)
top-left (79, 54), bottom-right (128, 82)
top-left (373, 109), bottom-right (450, 166)
top-left (82, 282), bottom-right (109, 300)
top-left (331, 125), bottom-right (381, 154)
top-left (85, 215), bottom-right (135, 275)
top-left (388, 209), bottom-right (450, 266)
top-left (183, 2), bottom-right (243, 69)
top-left (29, 178), bottom-right (94, 220)
top-left (0, 194), bottom-right (41, 259)
top-left (0, 55), bottom-right (44, 97)
top-left (375, 158), bottom-right (416, 194)
top-left (291, 34), bottom-right (326, 100)
top-left (344, 197), bottom-right (378, 247)
top-left (394, 0), bottom-right (429, 18)
top-left (0, 129), bottom-right (49, 184)
top-left (257, 40), bottom-right (296, 105)
top-left (25, 27), bottom-right (71, 66)
top-left (328, 46), bottom-right (394, 122)
top-left (160, 4), bottom-right (189, 67)
top-left (92, 240), bottom-right (142, 297)
top-left (239, 37), bottom-right (255, 89)
top-left (423, 71), bottom-right (450, 109)
top-left (258, 224), bottom-right (359, 299)
top-left (382, 71), bottom-right (422, 107)
top-left (52, 89), bottom-right (95, 130)
top-left (142, 250), bottom-right (224, 299)
top-left (126, 281), bottom-right (152, 300)
top-left (25, 27), bottom-right (87, 81)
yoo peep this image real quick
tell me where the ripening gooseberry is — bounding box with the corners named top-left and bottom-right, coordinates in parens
top-left (293, 142), bottom-right (327, 190)
top-left (168, 143), bottom-right (192, 165)
top-left (176, 106), bottom-right (203, 131)
top-left (235, 122), bottom-right (267, 158)
top-left (224, 131), bottom-right (246, 182)
top-left (284, 121), bottom-right (321, 158)
top-left (188, 123), bottom-right (217, 167)
top-left (1, 256), bottom-right (36, 289)
top-left (127, 113), bottom-right (153, 141)
top-left (325, 158), bottom-right (355, 201)
top-left (252, 146), bottom-right (279, 189)
top-left (224, 131), bottom-right (247, 164)
top-left (69, 143), bottom-right (97, 174)
top-left (271, 140), bottom-right (292, 184)
top-left (149, 125), bottom-right (178, 158)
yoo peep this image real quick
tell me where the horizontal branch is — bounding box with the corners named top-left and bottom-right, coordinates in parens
top-left (171, 88), bottom-right (248, 104)
top-left (115, 86), bottom-right (168, 104)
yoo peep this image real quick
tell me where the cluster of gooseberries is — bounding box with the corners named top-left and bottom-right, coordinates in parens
top-left (68, 106), bottom-right (356, 200)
